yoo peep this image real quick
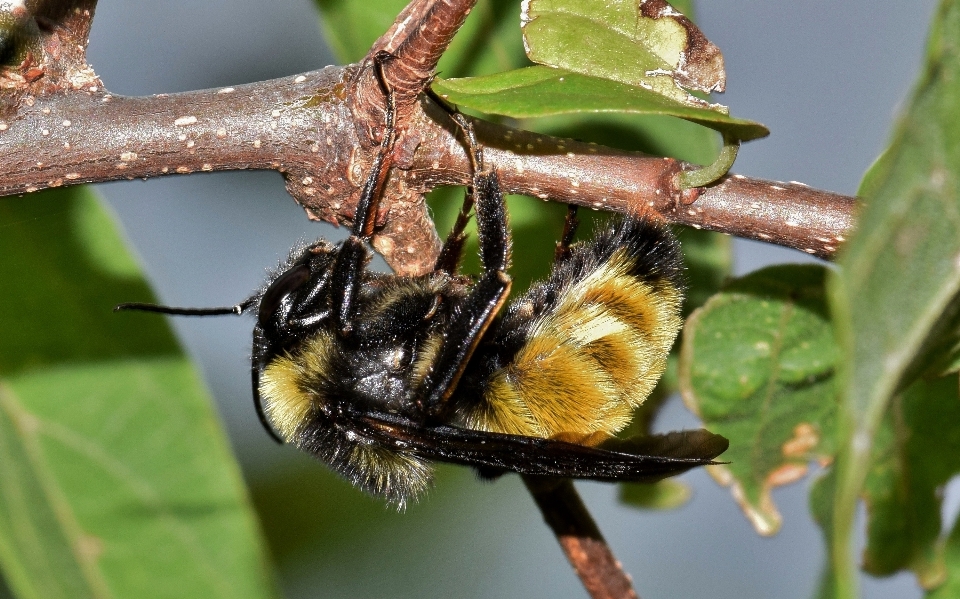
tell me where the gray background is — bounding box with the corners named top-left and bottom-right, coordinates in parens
top-left (76, 1), bottom-right (948, 597)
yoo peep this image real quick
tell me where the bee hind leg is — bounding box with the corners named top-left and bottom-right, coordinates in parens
top-left (417, 111), bottom-right (513, 420)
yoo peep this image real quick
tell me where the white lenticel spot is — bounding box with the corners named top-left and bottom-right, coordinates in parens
top-left (295, 75), bottom-right (307, 83)
top-left (65, 173), bottom-right (80, 179)
top-left (174, 116), bottom-right (198, 126)
top-left (216, 128), bottom-right (227, 138)
top-left (62, 119), bottom-right (71, 127)
top-left (254, 140), bottom-right (262, 148)
top-left (202, 164), bottom-right (213, 171)
top-left (120, 152), bottom-right (138, 161)
top-left (217, 87), bottom-right (235, 94)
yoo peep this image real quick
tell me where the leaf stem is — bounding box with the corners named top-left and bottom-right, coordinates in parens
top-left (677, 133), bottom-right (740, 189)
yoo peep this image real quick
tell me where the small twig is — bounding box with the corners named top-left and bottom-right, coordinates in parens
top-left (524, 477), bottom-right (640, 599)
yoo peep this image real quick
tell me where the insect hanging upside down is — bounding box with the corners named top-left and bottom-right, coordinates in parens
top-left (119, 55), bottom-right (727, 506)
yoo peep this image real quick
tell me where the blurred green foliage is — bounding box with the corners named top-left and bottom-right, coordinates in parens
top-left (0, 189), bottom-right (276, 599)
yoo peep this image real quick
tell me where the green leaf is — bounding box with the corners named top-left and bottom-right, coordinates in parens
top-left (826, 1), bottom-right (960, 596)
top-left (0, 189), bottom-right (276, 599)
top-left (809, 469), bottom-right (839, 599)
top-left (929, 506), bottom-right (960, 598)
top-left (679, 265), bottom-right (838, 535)
top-left (618, 479), bottom-right (691, 510)
top-left (521, 0), bottom-right (724, 98)
top-left (432, 67), bottom-right (768, 141)
top-left (810, 374), bottom-right (960, 593)
top-left (675, 225), bottom-right (733, 317)
top-left (860, 374), bottom-right (960, 589)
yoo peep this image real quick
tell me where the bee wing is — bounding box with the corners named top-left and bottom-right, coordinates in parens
top-left (352, 411), bottom-right (728, 483)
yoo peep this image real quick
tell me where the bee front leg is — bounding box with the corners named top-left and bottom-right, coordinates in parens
top-left (330, 51), bottom-right (397, 337)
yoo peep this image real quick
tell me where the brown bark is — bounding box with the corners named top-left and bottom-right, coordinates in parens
top-left (524, 478), bottom-right (640, 599)
top-left (0, 76), bottom-right (856, 273)
top-left (0, 0), bottom-right (856, 277)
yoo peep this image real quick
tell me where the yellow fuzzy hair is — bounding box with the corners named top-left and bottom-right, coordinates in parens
top-left (258, 334), bottom-right (334, 441)
top-left (464, 248), bottom-right (682, 445)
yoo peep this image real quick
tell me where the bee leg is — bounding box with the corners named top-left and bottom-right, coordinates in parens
top-left (418, 113), bottom-right (512, 418)
top-left (554, 204), bottom-right (580, 264)
top-left (330, 51), bottom-right (397, 337)
top-left (434, 187), bottom-right (474, 274)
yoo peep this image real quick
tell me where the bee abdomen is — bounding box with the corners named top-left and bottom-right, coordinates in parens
top-left (464, 218), bottom-right (684, 444)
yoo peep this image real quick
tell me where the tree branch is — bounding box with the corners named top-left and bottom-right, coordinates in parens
top-left (524, 477), bottom-right (640, 599)
top-left (0, 72), bottom-right (857, 273)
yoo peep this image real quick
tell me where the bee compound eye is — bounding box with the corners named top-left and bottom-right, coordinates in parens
top-left (258, 264), bottom-right (311, 326)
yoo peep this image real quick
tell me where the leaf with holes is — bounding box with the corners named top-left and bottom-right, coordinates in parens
top-left (0, 188), bottom-right (276, 599)
top-left (679, 265), bottom-right (838, 535)
top-left (521, 0), bottom-right (724, 108)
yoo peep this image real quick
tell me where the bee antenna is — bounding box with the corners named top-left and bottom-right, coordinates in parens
top-left (114, 298), bottom-right (255, 317)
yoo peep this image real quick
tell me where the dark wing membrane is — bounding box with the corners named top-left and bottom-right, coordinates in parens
top-left (351, 410), bottom-right (728, 483)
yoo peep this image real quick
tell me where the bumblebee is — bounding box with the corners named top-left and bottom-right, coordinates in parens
top-left (120, 56), bottom-right (726, 505)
